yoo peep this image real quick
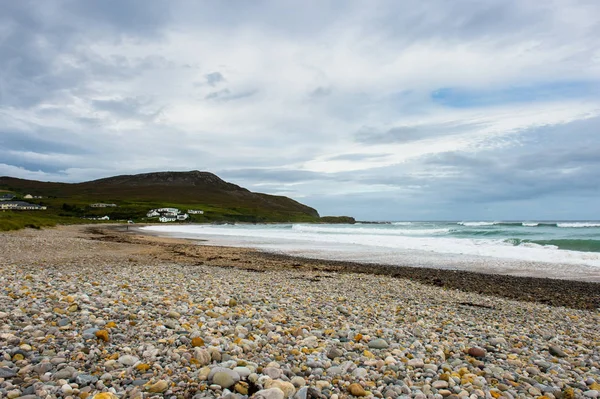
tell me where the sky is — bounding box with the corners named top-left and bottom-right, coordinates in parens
top-left (1, 0), bottom-right (599, 220)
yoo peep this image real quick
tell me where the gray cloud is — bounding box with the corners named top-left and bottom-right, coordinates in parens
top-left (205, 72), bottom-right (225, 87)
top-left (355, 121), bottom-right (489, 144)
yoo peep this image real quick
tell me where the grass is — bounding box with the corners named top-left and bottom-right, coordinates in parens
top-left (0, 212), bottom-right (103, 231)
top-left (0, 198), bottom-right (320, 232)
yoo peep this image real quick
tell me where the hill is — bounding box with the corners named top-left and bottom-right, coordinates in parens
top-left (0, 171), bottom-right (320, 225)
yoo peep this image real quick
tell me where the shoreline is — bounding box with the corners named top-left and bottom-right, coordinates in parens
top-left (119, 225), bottom-right (600, 310)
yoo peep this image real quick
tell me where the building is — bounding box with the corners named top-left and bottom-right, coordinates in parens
top-left (146, 210), bottom-right (160, 217)
top-left (90, 203), bottom-right (117, 208)
top-left (157, 207), bottom-right (179, 214)
top-left (177, 214), bottom-right (189, 221)
top-left (0, 194), bottom-right (15, 201)
top-left (23, 194), bottom-right (33, 199)
top-left (159, 216), bottom-right (177, 222)
top-left (0, 201), bottom-right (47, 210)
top-left (188, 209), bottom-right (204, 214)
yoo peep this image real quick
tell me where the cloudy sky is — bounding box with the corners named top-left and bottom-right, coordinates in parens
top-left (1, 0), bottom-right (599, 220)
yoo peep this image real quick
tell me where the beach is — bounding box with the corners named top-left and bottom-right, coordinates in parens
top-left (1, 225), bottom-right (599, 399)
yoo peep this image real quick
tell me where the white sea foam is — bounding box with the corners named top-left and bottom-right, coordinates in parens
top-left (142, 224), bottom-right (600, 267)
top-left (457, 221), bottom-right (496, 227)
top-left (291, 224), bottom-right (450, 236)
top-left (391, 222), bottom-right (413, 226)
top-left (522, 222), bottom-right (539, 227)
top-left (557, 222), bottom-right (600, 228)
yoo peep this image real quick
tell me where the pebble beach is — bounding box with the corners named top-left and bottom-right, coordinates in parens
top-left (1, 225), bottom-right (599, 399)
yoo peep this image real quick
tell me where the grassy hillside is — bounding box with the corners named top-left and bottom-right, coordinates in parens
top-left (0, 171), bottom-right (321, 230)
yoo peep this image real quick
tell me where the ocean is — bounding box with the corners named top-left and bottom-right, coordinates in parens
top-left (141, 221), bottom-right (600, 280)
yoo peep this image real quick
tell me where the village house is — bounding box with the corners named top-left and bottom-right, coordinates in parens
top-left (188, 209), bottom-right (204, 214)
top-left (177, 214), bottom-right (189, 221)
top-left (23, 194), bottom-right (33, 199)
top-left (156, 207), bottom-right (179, 214)
top-left (0, 201), bottom-right (47, 210)
top-left (146, 210), bottom-right (160, 217)
top-left (90, 203), bottom-right (118, 208)
top-left (159, 216), bottom-right (177, 223)
top-left (0, 194), bottom-right (15, 201)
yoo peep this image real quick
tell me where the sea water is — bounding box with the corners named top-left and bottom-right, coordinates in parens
top-left (141, 221), bottom-right (600, 281)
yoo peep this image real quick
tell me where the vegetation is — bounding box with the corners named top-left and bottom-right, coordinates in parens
top-left (0, 171), bottom-right (328, 231)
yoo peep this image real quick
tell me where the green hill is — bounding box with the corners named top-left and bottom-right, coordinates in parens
top-left (0, 171), bottom-right (320, 228)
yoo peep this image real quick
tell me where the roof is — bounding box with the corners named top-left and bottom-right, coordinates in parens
top-left (2, 201), bottom-right (43, 207)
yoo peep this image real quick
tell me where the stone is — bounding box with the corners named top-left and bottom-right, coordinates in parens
top-left (194, 348), bottom-right (211, 365)
top-left (191, 337), bottom-right (205, 347)
top-left (294, 387), bottom-right (308, 399)
top-left (95, 329), bottom-right (109, 342)
top-left (235, 382), bottom-right (249, 395)
top-left (352, 368), bottom-right (368, 378)
top-left (433, 381), bottom-right (449, 389)
top-left (549, 345), bottom-right (567, 357)
top-left (233, 366), bottom-right (251, 378)
top-left (58, 317), bottom-right (70, 327)
top-left (118, 355), bottom-right (139, 366)
top-left (6, 390), bottom-right (21, 399)
top-left (327, 347), bottom-right (344, 359)
top-left (584, 391), bottom-right (599, 398)
top-left (209, 367), bottom-right (240, 383)
top-left (263, 367), bottom-right (283, 379)
top-left (0, 367), bottom-right (17, 378)
top-left (254, 388), bottom-right (285, 399)
top-left (53, 366), bottom-right (75, 380)
top-left (76, 374), bottom-right (99, 386)
top-left (348, 383), bottom-right (368, 397)
top-left (213, 371), bottom-right (236, 388)
top-left (291, 376), bottom-right (306, 388)
top-left (265, 380), bottom-right (296, 398)
top-left (147, 380), bottom-right (169, 393)
top-left (92, 394), bottom-right (118, 399)
top-left (368, 338), bottom-right (389, 349)
top-left (408, 358), bottom-right (425, 368)
top-left (468, 347), bottom-right (486, 358)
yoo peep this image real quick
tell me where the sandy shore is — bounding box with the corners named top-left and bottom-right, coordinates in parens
top-left (1, 225), bottom-right (599, 399)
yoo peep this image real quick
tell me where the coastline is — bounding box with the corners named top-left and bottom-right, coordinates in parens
top-left (1, 225), bottom-right (599, 399)
top-left (126, 224), bottom-right (600, 310)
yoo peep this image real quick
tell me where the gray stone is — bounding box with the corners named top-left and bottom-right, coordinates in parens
top-left (549, 345), bottom-right (567, 357)
top-left (75, 374), bottom-right (98, 386)
top-left (326, 347), bottom-right (344, 359)
top-left (294, 387), bottom-right (308, 399)
top-left (0, 367), bottom-right (17, 378)
top-left (57, 318), bottom-right (70, 327)
top-left (52, 366), bottom-right (75, 380)
top-left (368, 338), bottom-right (389, 349)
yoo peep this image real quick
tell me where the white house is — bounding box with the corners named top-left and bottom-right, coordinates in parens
top-left (98, 216), bottom-right (110, 220)
top-left (146, 210), bottom-right (160, 217)
top-left (159, 216), bottom-right (177, 222)
top-left (24, 194), bottom-right (33, 199)
top-left (177, 214), bottom-right (189, 221)
top-left (90, 203), bottom-right (117, 208)
top-left (0, 201), bottom-right (47, 210)
top-left (157, 207), bottom-right (179, 213)
top-left (188, 209), bottom-right (204, 214)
